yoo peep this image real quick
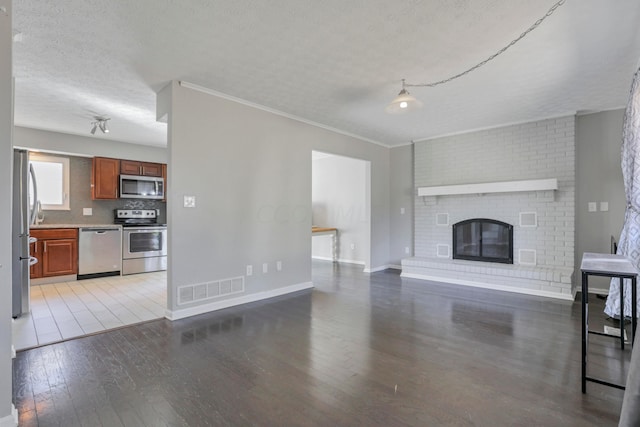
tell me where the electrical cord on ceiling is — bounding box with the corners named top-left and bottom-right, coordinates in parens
top-left (404, 0), bottom-right (566, 88)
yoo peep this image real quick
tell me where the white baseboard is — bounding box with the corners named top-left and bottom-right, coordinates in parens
top-left (401, 272), bottom-right (574, 301)
top-left (387, 264), bottom-right (402, 270)
top-left (311, 255), bottom-right (365, 265)
top-left (588, 287), bottom-right (609, 295)
top-left (363, 265), bottom-right (392, 273)
top-left (165, 281), bottom-right (314, 321)
top-left (0, 405), bottom-right (17, 427)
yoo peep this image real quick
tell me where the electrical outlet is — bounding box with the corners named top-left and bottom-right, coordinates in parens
top-left (350, 243), bottom-right (355, 250)
top-left (184, 195), bottom-right (196, 208)
top-left (400, 207), bottom-right (405, 215)
top-left (405, 247), bottom-right (410, 254)
top-left (263, 263), bottom-right (268, 273)
top-left (246, 265), bottom-right (253, 276)
top-left (82, 208), bottom-right (92, 216)
top-left (600, 202), bottom-right (609, 212)
top-left (588, 202), bottom-right (597, 212)
top-left (276, 261), bottom-right (282, 271)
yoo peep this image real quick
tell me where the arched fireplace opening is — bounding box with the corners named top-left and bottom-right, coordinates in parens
top-left (452, 218), bottom-right (513, 264)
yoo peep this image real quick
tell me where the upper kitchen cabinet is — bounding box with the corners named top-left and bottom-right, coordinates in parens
top-left (121, 160), bottom-right (163, 177)
top-left (92, 157), bottom-right (120, 200)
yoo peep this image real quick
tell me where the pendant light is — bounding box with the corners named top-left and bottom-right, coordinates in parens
top-left (385, 79), bottom-right (423, 114)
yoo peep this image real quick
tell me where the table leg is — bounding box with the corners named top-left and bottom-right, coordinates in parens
top-left (582, 271), bottom-right (588, 393)
top-left (633, 276), bottom-right (637, 346)
top-left (621, 277), bottom-right (625, 350)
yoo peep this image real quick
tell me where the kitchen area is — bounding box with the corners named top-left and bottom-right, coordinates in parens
top-left (12, 149), bottom-right (168, 350)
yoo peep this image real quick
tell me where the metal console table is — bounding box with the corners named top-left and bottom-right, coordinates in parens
top-left (581, 252), bottom-right (638, 393)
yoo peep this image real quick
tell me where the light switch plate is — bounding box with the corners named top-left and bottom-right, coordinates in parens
top-left (400, 207), bottom-right (405, 215)
top-left (588, 202), bottom-right (597, 212)
top-left (600, 202), bottom-right (609, 212)
top-left (184, 195), bottom-right (196, 208)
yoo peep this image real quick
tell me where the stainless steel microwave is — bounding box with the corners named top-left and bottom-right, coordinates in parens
top-left (119, 174), bottom-right (164, 199)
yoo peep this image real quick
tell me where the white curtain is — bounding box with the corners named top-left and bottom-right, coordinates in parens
top-left (605, 66), bottom-right (640, 319)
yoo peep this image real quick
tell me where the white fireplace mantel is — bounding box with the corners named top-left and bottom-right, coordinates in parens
top-left (417, 178), bottom-right (558, 197)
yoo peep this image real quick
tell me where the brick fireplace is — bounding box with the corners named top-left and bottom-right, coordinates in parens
top-left (401, 116), bottom-right (576, 300)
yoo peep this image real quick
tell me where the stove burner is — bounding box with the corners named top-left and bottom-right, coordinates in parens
top-left (114, 209), bottom-right (161, 226)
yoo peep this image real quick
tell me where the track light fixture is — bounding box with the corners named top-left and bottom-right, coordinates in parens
top-left (90, 117), bottom-right (110, 134)
top-left (386, 0), bottom-right (566, 114)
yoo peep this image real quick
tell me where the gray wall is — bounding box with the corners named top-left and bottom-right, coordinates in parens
top-left (575, 109), bottom-right (626, 291)
top-left (312, 154), bottom-right (369, 264)
top-left (164, 81), bottom-right (391, 316)
top-left (389, 144), bottom-right (413, 267)
top-left (14, 126), bottom-right (167, 163)
top-left (1, 0), bottom-right (13, 424)
top-left (37, 154), bottom-right (166, 225)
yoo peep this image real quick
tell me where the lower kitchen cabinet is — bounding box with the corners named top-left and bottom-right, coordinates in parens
top-left (30, 229), bottom-right (78, 279)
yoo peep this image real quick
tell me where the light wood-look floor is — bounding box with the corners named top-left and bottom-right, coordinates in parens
top-left (13, 261), bottom-right (630, 426)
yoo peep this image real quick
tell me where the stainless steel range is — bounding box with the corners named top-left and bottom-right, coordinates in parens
top-left (115, 209), bottom-right (167, 275)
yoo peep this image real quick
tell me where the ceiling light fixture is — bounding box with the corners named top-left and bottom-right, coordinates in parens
top-left (385, 79), bottom-right (423, 114)
top-left (386, 0), bottom-right (566, 114)
top-left (90, 117), bottom-right (110, 134)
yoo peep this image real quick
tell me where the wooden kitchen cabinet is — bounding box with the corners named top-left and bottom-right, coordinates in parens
top-left (92, 157), bottom-right (120, 199)
top-left (30, 229), bottom-right (78, 279)
top-left (121, 159), bottom-right (163, 177)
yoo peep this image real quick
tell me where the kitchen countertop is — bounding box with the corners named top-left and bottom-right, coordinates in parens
top-left (30, 224), bottom-right (122, 229)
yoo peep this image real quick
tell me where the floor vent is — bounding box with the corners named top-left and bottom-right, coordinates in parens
top-left (178, 276), bottom-right (245, 306)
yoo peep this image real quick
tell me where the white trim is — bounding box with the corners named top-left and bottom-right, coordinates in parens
top-left (11, 345), bottom-right (15, 359)
top-left (179, 81), bottom-right (389, 148)
top-left (387, 264), bottom-right (403, 270)
top-left (363, 265), bottom-right (391, 273)
top-left (417, 178), bottom-right (558, 197)
top-left (165, 282), bottom-right (313, 321)
top-left (400, 272), bottom-right (574, 301)
top-left (0, 405), bottom-right (17, 427)
top-left (588, 287), bottom-right (609, 295)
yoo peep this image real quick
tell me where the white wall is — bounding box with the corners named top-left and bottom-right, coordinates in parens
top-left (13, 126), bottom-right (167, 162)
top-left (575, 110), bottom-right (626, 292)
top-left (1, 0), bottom-right (16, 424)
top-left (312, 153), bottom-right (369, 265)
top-left (162, 81), bottom-right (391, 319)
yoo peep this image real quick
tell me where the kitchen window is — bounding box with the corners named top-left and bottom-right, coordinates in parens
top-left (29, 153), bottom-right (70, 210)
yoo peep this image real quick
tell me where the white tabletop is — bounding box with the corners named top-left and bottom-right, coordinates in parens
top-left (580, 252), bottom-right (638, 276)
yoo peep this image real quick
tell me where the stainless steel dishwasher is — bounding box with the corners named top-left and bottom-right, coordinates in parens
top-left (78, 226), bottom-right (122, 279)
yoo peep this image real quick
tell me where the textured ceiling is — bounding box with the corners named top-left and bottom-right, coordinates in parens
top-left (11, 0), bottom-right (640, 148)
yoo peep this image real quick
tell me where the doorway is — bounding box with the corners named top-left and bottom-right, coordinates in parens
top-left (311, 151), bottom-right (371, 270)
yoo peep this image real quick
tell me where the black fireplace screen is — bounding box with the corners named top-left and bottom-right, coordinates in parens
top-left (452, 219), bottom-right (513, 264)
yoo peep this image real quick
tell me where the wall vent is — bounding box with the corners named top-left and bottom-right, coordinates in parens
top-left (436, 213), bottom-right (449, 226)
top-left (519, 249), bottom-right (537, 266)
top-left (177, 276), bottom-right (245, 306)
top-left (519, 212), bottom-right (537, 227)
top-left (437, 244), bottom-right (450, 258)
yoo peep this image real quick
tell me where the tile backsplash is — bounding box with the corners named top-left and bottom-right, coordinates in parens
top-left (39, 155), bottom-right (166, 225)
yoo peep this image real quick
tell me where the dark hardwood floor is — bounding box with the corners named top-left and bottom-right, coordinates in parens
top-left (13, 261), bottom-right (631, 426)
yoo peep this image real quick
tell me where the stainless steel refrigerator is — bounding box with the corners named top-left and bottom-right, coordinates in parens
top-left (12, 149), bottom-right (38, 318)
